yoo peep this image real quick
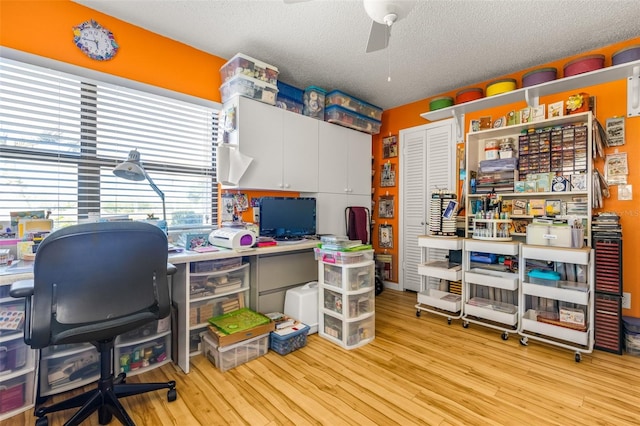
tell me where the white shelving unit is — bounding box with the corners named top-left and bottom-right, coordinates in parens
top-left (518, 244), bottom-right (594, 362)
top-left (187, 262), bottom-right (250, 359)
top-left (462, 239), bottom-right (520, 340)
top-left (317, 250), bottom-right (375, 349)
top-left (0, 291), bottom-right (37, 421)
top-left (415, 235), bottom-right (464, 324)
top-left (463, 111), bottom-right (593, 246)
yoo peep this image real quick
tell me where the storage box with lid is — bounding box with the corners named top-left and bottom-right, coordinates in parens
top-left (201, 332), bottom-right (269, 372)
top-left (303, 86), bottom-right (326, 119)
top-left (276, 81), bottom-right (304, 114)
top-left (325, 104), bottom-right (381, 135)
top-left (219, 73), bottom-right (278, 105)
top-left (325, 90), bottom-right (383, 121)
top-left (284, 282), bottom-right (319, 334)
top-left (269, 322), bottom-right (310, 355)
top-left (526, 224), bottom-right (584, 248)
top-left (314, 247), bottom-right (374, 265)
top-left (219, 53), bottom-right (279, 85)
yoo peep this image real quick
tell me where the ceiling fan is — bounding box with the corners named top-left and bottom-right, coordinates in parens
top-left (285, 0), bottom-right (416, 53)
top-left (363, 0), bottom-right (417, 53)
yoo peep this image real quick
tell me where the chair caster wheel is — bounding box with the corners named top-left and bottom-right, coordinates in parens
top-left (35, 416), bottom-right (49, 426)
top-left (168, 388), bottom-right (177, 402)
top-left (99, 406), bottom-right (113, 425)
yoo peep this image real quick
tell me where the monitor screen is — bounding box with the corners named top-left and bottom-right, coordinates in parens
top-left (259, 197), bottom-right (316, 239)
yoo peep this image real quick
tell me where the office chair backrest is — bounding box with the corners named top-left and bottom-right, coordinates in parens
top-left (29, 221), bottom-right (170, 348)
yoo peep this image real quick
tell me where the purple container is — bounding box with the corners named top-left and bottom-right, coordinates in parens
top-left (522, 67), bottom-right (557, 88)
top-left (612, 45), bottom-right (640, 66)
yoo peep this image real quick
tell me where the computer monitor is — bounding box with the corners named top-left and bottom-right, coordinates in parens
top-left (258, 197), bottom-right (316, 240)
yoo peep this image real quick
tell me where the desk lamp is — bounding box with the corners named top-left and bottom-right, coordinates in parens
top-left (113, 149), bottom-right (167, 231)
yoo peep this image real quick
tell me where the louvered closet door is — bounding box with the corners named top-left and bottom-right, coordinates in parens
top-left (400, 119), bottom-right (455, 292)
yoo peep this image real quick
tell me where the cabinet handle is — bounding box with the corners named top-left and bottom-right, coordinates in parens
top-left (284, 183), bottom-right (290, 189)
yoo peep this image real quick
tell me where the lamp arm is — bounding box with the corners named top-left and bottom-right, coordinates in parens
top-left (144, 171), bottom-right (166, 222)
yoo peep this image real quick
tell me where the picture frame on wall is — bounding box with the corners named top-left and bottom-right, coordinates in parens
top-left (382, 135), bottom-right (398, 158)
top-left (379, 224), bottom-right (393, 248)
top-left (380, 162), bottom-right (396, 187)
top-left (378, 196), bottom-right (394, 218)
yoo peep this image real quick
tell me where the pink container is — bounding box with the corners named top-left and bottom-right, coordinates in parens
top-left (563, 54), bottom-right (605, 77)
top-left (522, 67), bottom-right (557, 87)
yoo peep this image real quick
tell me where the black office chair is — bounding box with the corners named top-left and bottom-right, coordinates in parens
top-left (10, 221), bottom-right (177, 426)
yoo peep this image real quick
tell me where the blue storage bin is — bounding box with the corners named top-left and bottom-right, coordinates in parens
top-left (275, 94), bottom-right (303, 114)
top-left (325, 90), bottom-right (383, 121)
top-left (277, 81), bottom-right (303, 103)
top-left (269, 323), bottom-right (310, 355)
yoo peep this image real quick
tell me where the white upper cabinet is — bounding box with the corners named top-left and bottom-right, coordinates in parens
top-left (318, 121), bottom-right (372, 196)
top-left (221, 96), bottom-right (319, 192)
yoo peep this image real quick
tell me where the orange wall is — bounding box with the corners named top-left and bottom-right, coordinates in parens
top-left (3, 1), bottom-right (639, 315)
top-left (0, 0), bottom-right (225, 102)
top-left (376, 37), bottom-right (640, 316)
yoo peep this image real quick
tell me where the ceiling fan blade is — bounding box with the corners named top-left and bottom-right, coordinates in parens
top-left (365, 20), bottom-right (389, 53)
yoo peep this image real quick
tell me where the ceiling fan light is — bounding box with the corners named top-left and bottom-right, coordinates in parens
top-left (363, 0), bottom-right (416, 25)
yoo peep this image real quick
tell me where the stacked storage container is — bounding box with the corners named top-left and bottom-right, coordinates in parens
top-left (623, 316), bottom-right (640, 356)
top-left (219, 53), bottom-right (279, 105)
top-left (276, 81), bottom-right (304, 114)
top-left (324, 90), bottom-right (382, 135)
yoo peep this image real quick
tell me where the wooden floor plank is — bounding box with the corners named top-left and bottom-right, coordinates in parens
top-left (6, 289), bottom-right (640, 426)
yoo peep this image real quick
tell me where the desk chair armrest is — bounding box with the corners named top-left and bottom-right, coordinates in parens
top-left (9, 279), bottom-right (34, 346)
top-left (167, 262), bottom-right (177, 276)
top-left (10, 279), bottom-right (35, 298)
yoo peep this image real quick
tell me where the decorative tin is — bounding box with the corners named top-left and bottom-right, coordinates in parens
top-left (612, 45), bottom-right (640, 66)
top-left (522, 67), bottom-right (557, 87)
top-left (563, 54), bottom-right (605, 77)
top-left (485, 78), bottom-right (517, 97)
top-left (429, 96), bottom-right (454, 111)
top-left (455, 87), bottom-right (483, 104)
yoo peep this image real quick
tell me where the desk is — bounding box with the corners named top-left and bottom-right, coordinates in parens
top-left (169, 240), bottom-right (318, 373)
top-left (0, 240), bottom-right (319, 375)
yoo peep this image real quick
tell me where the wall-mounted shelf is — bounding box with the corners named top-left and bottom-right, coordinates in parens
top-left (420, 59), bottom-right (640, 138)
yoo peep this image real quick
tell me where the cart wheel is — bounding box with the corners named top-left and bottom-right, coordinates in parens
top-left (575, 352), bottom-right (582, 363)
top-left (447, 318), bottom-right (452, 325)
top-left (519, 337), bottom-right (528, 346)
top-left (501, 332), bottom-right (509, 341)
top-left (462, 321), bottom-right (469, 328)
top-left (35, 417), bottom-right (49, 426)
top-left (416, 310), bottom-right (421, 317)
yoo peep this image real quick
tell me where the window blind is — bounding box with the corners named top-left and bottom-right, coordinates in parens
top-left (0, 57), bottom-right (218, 232)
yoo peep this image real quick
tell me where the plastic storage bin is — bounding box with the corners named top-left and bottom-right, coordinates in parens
top-left (115, 335), bottom-right (170, 374)
top-left (219, 53), bottom-right (279, 85)
top-left (220, 73), bottom-right (278, 105)
top-left (275, 94), bottom-right (303, 114)
top-left (277, 81), bottom-right (304, 103)
top-left (303, 86), bottom-right (326, 119)
top-left (323, 288), bottom-right (374, 318)
top-left (324, 104), bottom-right (381, 135)
top-left (190, 257), bottom-right (243, 273)
top-left (201, 332), bottom-right (269, 372)
top-left (314, 247), bottom-right (374, 264)
top-left (325, 90), bottom-right (383, 121)
top-left (269, 323), bottom-right (310, 355)
top-left (41, 346), bottom-right (99, 393)
top-left (0, 337), bottom-right (27, 374)
top-left (0, 376), bottom-right (26, 414)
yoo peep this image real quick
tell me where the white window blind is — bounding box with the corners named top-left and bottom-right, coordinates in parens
top-left (0, 57), bottom-right (218, 231)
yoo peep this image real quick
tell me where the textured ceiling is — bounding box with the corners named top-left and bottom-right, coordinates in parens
top-left (72, 0), bottom-right (640, 110)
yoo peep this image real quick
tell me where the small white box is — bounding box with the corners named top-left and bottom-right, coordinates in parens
top-left (284, 282), bottom-right (318, 334)
top-left (560, 307), bottom-right (585, 326)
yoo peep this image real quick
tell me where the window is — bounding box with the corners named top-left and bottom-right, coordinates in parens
top-left (0, 56), bottom-right (219, 232)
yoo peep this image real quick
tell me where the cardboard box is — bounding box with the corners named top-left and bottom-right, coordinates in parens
top-left (207, 321), bottom-right (274, 347)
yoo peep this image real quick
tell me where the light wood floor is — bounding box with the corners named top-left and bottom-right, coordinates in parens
top-left (7, 289), bottom-right (640, 426)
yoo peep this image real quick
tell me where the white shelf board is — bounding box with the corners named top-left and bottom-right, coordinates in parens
top-left (465, 269), bottom-right (519, 291)
top-left (464, 303), bottom-right (518, 326)
top-left (421, 59), bottom-right (640, 121)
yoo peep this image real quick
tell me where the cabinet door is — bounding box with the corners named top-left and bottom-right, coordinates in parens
top-left (282, 112), bottom-right (319, 192)
top-left (346, 130), bottom-right (372, 195)
top-left (318, 121), bottom-right (349, 193)
top-left (235, 97), bottom-right (283, 190)
top-left (315, 193), bottom-right (370, 237)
